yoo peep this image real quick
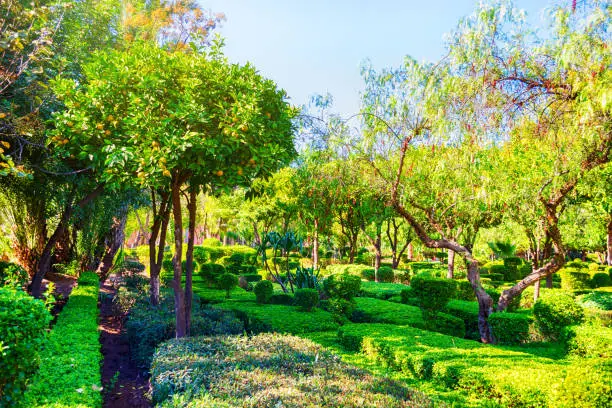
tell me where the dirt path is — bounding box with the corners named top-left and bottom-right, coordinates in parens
top-left (99, 276), bottom-right (151, 408)
top-left (42, 272), bottom-right (77, 323)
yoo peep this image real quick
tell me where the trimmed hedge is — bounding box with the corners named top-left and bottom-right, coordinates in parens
top-left (150, 334), bottom-right (434, 407)
top-left (534, 291), bottom-right (584, 340)
top-left (454, 280), bottom-right (475, 301)
top-left (592, 272), bottom-right (612, 288)
top-left (22, 272), bottom-right (103, 407)
top-left (322, 273), bottom-right (361, 300)
top-left (0, 287), bottom-right (51, 406)
top-left (444, 300), bottom-right (481, 341)
top-left (376, 266), bottom-right (395, 282)
top-left (253, 280), bottom-right (273, 304)
top-left (489, 312), bottom-right (531, 345)
top-left (410, 275), bottom-right (456, 315)
top-left (359, 281), bottom-right (407, 300)
top-left (560, 268), bottom-right (592, 291)
top-left (563, 324), bottom-right (612, 358)
top-left (294, 288), bottom-right (319, 311)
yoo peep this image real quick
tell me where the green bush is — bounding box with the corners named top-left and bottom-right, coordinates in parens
top-left (0, 261), bottom-right (28, 288)
top-left (399, 286), bottom-right (419, 306)
top-left (320, 298), bottom-right (356, 324)
top-left (360, 267), bottom-right (376, 281)
top-left (240, 273), bottom-right (262, 283)
top-left (425, 313), bottom-right (466, 338)
top-left (21, 272), bottom-right (102, 408)
top-left (359, 281), bottom-right (406, 300)
top-left (480, 273), bottom-right (504, 281)
top-left (376, 266), bottom-right (395, 283)
top-left (444, 300), bottom-right (481, 340)
top-left (489, 312), bottom-right (531, 345)
top-left (294, 288), bottom-right (319, 311)
top-left (578, 291), bottom-right (612, 310)
top-left (592, 272), bottom-right (612, 288)
top-left (198, 262), bottom-right (226, 286)
top-left (563, 324), bottom-right (612, 358)
top-left (488, 263), bottom-right (508, 279)
top-left (410, 275), bottom-right (456, 316)
top-left (503, 256), bottom-right (522, 281)
top-left (202, 238), bottom-right (222, 246)
top-left (560, 268), bottom-right (592, 291)
top-left (323, 273), bottom-right (361, 301)
top-left (534, 291), bottom-right (585, 340)
top-left (0, 287), bottom-right (51, 406)
top-left (217, 273), bottom-right (238, 298)
top-left (253, 280), bottom-right (273, 304)
top-left (150, 334), bottom-right (433, 407)
top-left (455, 280), bottom-right (475, 301)
top-left (294, 266), bottom-right (319, 289)
top-left (269, 293), bottom-right (294, 305)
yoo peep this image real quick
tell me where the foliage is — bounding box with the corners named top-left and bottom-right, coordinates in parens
top-left (269, 293), bottom-right (294, 306)
top-left (253, 280), bottom-right (273, 304)
top-left (150, 333), bottom-right (434, 407)
top-left (377, 266), bottom-right (395, 283)
top-left (489, 313), bottom-right (531, 345)
top-left (410, 275), bottom-right (456, 317)
top-left (534, 291), bottom-right (585, 340)
top-left (198, 263), bottom-right (226, 287)
top-left (0, 261), bottom-right (28, 288)
top-left (592, 272), bottom-right (612, 288)
top-left (563, 324), bottom-right (612, 359)
top-left (322, 273), bottom-right (361, 301)
top-left (0, 287), bottom-right (51, 406)
top-left (21, 272), bottom-right (102, 408)
top-left (454, 280), bottom-right (475, 301)
top-left (293, 265), bottom-right (320, 289)
top-left (444, 300), bottom-right (481, 341)
top-left (399, 287), bottom-right (418, 306)
top-left (320, 298), bottom-right (356, 324)
top-left (560, 269), bottom-right (593, 291)
top-left (294, 288), bottom-right (319, 311)
top-left (578, 291), bottom-right (612, 311)
top-left (359, 281), bottom-right (407, 300)
top-left (217, 273), bottom-right (238, 298)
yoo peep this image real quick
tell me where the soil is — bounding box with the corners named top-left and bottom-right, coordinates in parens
top-left (41, 272), bottom-right (77, 323)
top-left (99, 276), bottom-right (151, 408)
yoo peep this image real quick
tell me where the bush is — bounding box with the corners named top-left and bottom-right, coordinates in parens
top-left (150, 334), bottom-right (433, 407)
top-left (323, 273), bottom-right (361, 301)
top-left (534, 291), bottom-right (585, 340)
top-left (294, 288), bottom-right (319, 311)
top-left (592, 272), bottom-right (612, 288)
top-left (254, 280), bottom-right (273, 304)
top-left (359, 281), bottom-right (406, 300)
top-left (410, 275), bottom-right (456, 316)
top-left (0, 261), bottom-right (28, 288)
top-left (269, 293), bottom-right (294, 305)
top-left (399, 287), bottom-right (419, 306)
top-left (563, 324), bottom-right (612, 358)
top-left (455, 280), bottom-right (475, 301)
top-left (503, 256), bottom-right (522, 281)
top-left (21, 272), bottom-right (102, 408)
top-left (240, 273), bottom-right (262, 283)
top-left (217, 273), bottom-right (238, 298)
top-left (198, 263), bottom-right (226, 286)
top-left (294, 266), bottom-right (320, 289)
top-left (560, 268), bottom-right (592, 291)
top-left (489, 312), bottom-right (531, 345)
top-left (444, 300), bottom-right (481, 341)
top-left (0, 287), bottom-right (51, 406)
top-left (578, 291), bottom-right (612, 310)
top-left (376, 266), bottom-right (395, 283)
top-left (320, 298), bottom-right (356, 324)
top-left (202, 238), bottom-right (222, 247)
top-left (360, 267), bottom-right (376, 281)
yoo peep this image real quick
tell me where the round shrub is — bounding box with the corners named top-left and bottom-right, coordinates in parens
top-left (534, 291), bottom-right (584, 340)
top-left (0, 287), bottom-right (51, 406)
top-left (410, 275), bottom-right (456, 315)
top-left (321, 297), bottom-right (355, 323)
top-left (192, 247), bottom-right (209, 264)
top-left (269, 293), bottom-right (294, 305)
top-left (360, 267), bottom-right (376, 281)
top-left (560, 268), bottom-right (592, 291)
top-left (254, 280), bottom-right (273, 304)
top-left (199, 263), bottom-right (226, 286)
top-left (323, 273), bottom-right (361, 301)
top-left (294, 288), bottom-right (319, 311)
top-left (400, 287), bottom-right (419, 306)
top-left (217, 273), bottom-right (238, 298)
top-left (376, 266), bottom-right (395, 283)
top-left (592, 272), bottom-right (611, 288)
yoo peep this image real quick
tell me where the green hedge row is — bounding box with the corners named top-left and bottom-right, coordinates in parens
top-left (22, 272), bottom-right (103, 408)
top-left (337, 323), bottom-right (611, 407)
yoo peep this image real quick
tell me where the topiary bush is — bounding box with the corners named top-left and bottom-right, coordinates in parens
top-left (217, 273), bottom-right (239, 298)
top-left (592, 272), bottom-right (612, 288)
top-left (503, 256), bottom-right (522, 281)
top-left (376, 266), bottom-right (395, 283)
top-left (560, 268), bottom-right (592, 291)
top-left (410, 275), bottom-right (456, 317)
top-left (269, 293), bottom-right (294, 305)
top-left (320, 297), bottom-right (356, 324)
top-left (254, 280), bottom-right (273, 304)
top-left (323, 273), bottom-right (361, 301)
top-left (294, 288), bottom-right (319, 311)
top-left (534, 291), bottom-right (584, 340)
top-left (425, 313), bottom-right (466, 338)
top-left (202, 238), bottom-right (222, 247)
top-left (489, 312), bottom-right (531, 345)
top-left (240, 273), bottom-right (262, 283)
top-left (199, 263), bottom-right (226, 287)
top-left (0, 287), bottom-right (51, 406)
top-left (399, 286), bottom-right (419, 306)
top-left (360, 267), bottom-right (376, 281)
top-left (455, 280), bottom-right (475, 301)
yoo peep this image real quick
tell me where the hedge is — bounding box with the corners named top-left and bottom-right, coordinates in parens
top-left (22, 272), bottom-right (103, 408)
top-left (359, 281), bottom-right (407, 300)
top-left (560, 268), bottom-right (592, 291)
top-left (336, 323), bottom-right (611, 407)
top-left (150, 334), bottom-right (434, 407)
top-left (0, 287), bottom-right (51, 406)
top-left (563, 324), bottom-right (612, 358)
top-left (489, 312), bottom-right (531, 345)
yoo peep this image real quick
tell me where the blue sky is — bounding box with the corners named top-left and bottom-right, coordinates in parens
top-left (203, 0), bottom-right (551, 117)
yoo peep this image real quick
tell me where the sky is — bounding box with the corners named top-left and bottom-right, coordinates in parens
top-left (202, 0), bottom-right (553, 117)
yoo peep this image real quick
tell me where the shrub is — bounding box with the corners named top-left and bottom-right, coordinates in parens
top-left (592, 272), bottom-right (612, 288)
top-left (150, 334), bottom-right (433, 407)
top-left (455, 280), bottom-right (475, 301)
top-left (0, 261), bottom-right (28, 288)
top-left (269, 293), bottom-right (294, 305)
top-left (294, 266), bottom-right (320, 289)
top-left (361, 267), bottom-right (376, 281)
top-left (240, 273), bottom-right (262, 283)
top-left (410, 275), bottom-right (456, 316)
top-left (359, 281), bottom-right (406, 300)
top-left (294, 288), bottom-right (319, 311)
top-left (199, 263), bottom-right (226, 286)
top-left (400, 287), bottom-right (419, 306)
top-left (217, 273), bottom-right (238, 298)
top-left (489, 312), bottom-right (531, 345)
top-left (503, 256), bottom-right (522, 281)
top-left (488, 263), bottom-right (508, 279)
top-left (425, 313), bottom-right (466, 338)
top-left (254, 280), bottom-right (273, 304)
top-left (0, 287), bottom-right (51, 406)
top-left (21, 272), bottom-right (102, 408)
top-left (202, 238), bottom-right (222, 247)
top-left (376, 266), bottom-right (395, 283)
top-left (534, 291), bottom-right (584, 340)
top-left (320, 298), bottom-right (356, 324)
top-left (560, 268), bottom-right (592, 291)
top-left (578, 291), bottom-right (612, 311)
top-left (323, 273), bottom-right (361, 301)
top-left (444, 300), bottom-right (480, 340)
top-left (563, 324), bottom-right (612, 358)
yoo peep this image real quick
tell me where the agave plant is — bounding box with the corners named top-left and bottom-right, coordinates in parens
top-left (294, 265), bottom-right (320, 290)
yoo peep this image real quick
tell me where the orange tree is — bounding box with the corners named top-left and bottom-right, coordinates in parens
top-left (50, 41), bottom-right (296, 337)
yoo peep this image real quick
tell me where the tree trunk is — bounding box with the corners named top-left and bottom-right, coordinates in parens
top-left (184, 188), bottom-right (197, 336)
top-left (407, 242), bottom-right (413, 260)
top-left (253, 222), bottom-right (261, 246)
top-left (466, 260), bottom-right (495, 343)
top-left (149, 191), bottom-right (171, 306)
top-left (312, 218), bottom-right (319, 270)
top-left (171, 178), bottom-right (186, 338)
top-left (447, 249), bottom-right (455, 279)
top-left (373, 234), bottom-right (382, 282)
top-left (96, 204), bottom-right (128, 281)
top-left (607, 216), bottom-right (612, 266)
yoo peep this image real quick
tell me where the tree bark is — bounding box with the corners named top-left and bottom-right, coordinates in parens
top-left (171, 177), bottom-right (186, 338)
top-left (184, 188), bottom-right (197, 336)
top-left (149, 190), bottom-right (171, 306)
top-left (447, 249), bottom-right (455, 279)
top-left (407, 242), bottom-right (413, 260)
top-left (607, 216), bottom-right (612, 266)
top-left (96, 204), bottom-right (128, 281)
top-left (312, 218), bottom-right (319, 270)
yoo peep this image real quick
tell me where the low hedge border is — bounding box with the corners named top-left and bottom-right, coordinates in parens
top-left (22, 272), bottom-right (103, 407)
